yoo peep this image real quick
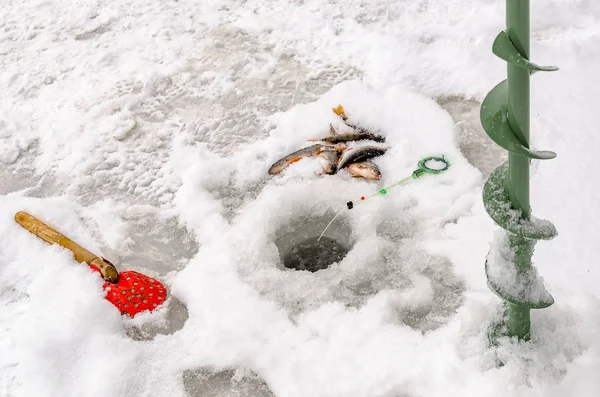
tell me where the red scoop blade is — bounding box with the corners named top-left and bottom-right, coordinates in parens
top-left (90, 265), bottom-right (167, 317)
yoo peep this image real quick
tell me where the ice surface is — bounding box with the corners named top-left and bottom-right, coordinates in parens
top-left (183, 367), bottom-right (274, 397)
top-left (124, 297), bottom-right (190, 341)
top-left (437, 96), bottom-right (507, 178)
top-left (2, 0), bottom-right (600, 396)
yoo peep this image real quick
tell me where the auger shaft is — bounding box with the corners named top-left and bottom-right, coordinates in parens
top-left (507, 0), bottom-right (531, 220)
top-left (506, 0), bottom-right (532, 340)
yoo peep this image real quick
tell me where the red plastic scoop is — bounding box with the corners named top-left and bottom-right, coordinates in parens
top-left (15, 211), bottom-right (167, 317)
top-left (91, 267), bottom-right (167, 317)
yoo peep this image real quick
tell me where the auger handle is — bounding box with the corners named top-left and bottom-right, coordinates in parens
top-left (14, 211), bottom-right (120, 283)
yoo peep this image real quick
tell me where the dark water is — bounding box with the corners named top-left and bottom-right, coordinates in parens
top-left (282, 236), bottom-right (349, 272)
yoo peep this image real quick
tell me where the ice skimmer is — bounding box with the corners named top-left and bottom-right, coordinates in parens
top-left (15, 211), bottom-right (167, 317)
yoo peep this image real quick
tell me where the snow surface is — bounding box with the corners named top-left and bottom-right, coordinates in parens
top-left (1, 1), bottom-right (600, 397)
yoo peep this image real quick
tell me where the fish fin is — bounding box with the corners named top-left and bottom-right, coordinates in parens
top-left (329, 123), bottom-right (337, 135)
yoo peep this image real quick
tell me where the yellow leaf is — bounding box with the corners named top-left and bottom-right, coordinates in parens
top-left (332, 105), bottom-right (346, 119)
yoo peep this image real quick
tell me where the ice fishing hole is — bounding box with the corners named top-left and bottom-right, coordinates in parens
top-left (275, 212), bottom-right (354, 272)
top-left (282, 236), bottom-right (349, 272)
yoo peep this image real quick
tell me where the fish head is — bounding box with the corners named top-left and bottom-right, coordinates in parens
top-left (268, 160), bottom-right (286, 175)
top-left (347, 161), bottom-right (381, 180)
top-left (317, 151), bottom-right (339, 174)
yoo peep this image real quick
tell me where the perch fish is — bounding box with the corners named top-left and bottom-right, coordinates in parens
top-left (337, 145), bottom-right (388, 170)
top-left (268, 144), bottom-right (327, 175)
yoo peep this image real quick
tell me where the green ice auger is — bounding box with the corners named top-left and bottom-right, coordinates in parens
top-left (481, 0), bottom-right (558, 342)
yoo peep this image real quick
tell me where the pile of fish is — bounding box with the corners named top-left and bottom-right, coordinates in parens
top-left (268, 105), bottom-right (388, 180)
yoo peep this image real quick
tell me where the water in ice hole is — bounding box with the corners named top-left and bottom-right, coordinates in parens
top-left (282, 236), bottom-right (349, 272)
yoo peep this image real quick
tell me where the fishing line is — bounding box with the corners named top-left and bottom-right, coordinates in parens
top-left (317, 207), bottom-right (347, 242)
top-left (317, 155), bottom-right (451, 241)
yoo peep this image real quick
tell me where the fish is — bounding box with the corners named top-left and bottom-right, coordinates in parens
top-left (309, 132), bottom-right (385, 144)
top-left (268, 144), bottom-right (328, 175)
top-left (337, 145), bottom-right (388, 170)
top-left (346, 161), bottom-right (381, 180)
top-left (317, 149), bottom-right (341, 175)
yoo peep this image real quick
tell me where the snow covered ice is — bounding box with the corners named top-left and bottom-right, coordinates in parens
top-left (2, 1), bottom-right (600, 397)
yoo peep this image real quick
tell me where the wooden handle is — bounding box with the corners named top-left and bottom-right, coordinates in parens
top-left (14, 211), bottom-right (119, 283)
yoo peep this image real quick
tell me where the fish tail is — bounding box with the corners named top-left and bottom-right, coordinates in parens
top-left (332, 105), bottom-right (347, 121)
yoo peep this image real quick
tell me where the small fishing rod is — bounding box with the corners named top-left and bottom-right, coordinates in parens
top-left (318, 155), bottom-right (451, 241)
